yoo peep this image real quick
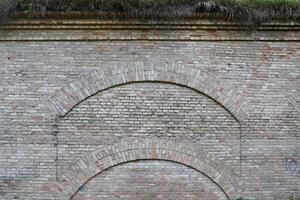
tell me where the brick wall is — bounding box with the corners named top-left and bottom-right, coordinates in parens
top-left (0, 20), bottom-right (299, 200)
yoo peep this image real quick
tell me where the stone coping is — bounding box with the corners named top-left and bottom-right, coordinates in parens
top-left (1, 19), bottom-right (300, 41)
top-left (2, 19), bottom-right (300, 30)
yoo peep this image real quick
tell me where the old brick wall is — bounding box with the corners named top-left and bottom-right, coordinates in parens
top-left (0, 20), bottom-right (299, 200)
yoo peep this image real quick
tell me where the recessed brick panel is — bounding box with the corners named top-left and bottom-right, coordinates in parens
top-left (58, 82), bottom-right (240, 175)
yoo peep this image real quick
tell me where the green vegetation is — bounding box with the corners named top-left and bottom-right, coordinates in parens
top-left (1, 0), bottom-right (300, 24)
top-left (0, 0), bottom-right (16, 20)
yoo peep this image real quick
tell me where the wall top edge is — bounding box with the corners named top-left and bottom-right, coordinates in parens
top-left (2, 19), bottom-right (300, 31)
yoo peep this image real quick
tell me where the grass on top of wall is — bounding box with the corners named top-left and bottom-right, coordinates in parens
top-left (1, 0), bottom-right (300, 24)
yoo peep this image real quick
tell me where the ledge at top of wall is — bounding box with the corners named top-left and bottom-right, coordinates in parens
top-left (2, 18), bottom-right (300, 31)
top-left (1, 18), bottom-right (300, 42)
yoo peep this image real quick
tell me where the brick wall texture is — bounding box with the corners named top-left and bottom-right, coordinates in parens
top-left (0, 20), bottom-right (299, 200)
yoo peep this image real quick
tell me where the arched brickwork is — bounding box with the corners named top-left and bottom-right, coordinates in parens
top-left (72, 160), bottom-right (229, 200)
top-left (45, 64), bottom-right (250, 122)
top-left (48, 138), bottom-right (241, 200)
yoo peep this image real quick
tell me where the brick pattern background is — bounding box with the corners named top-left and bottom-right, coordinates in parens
top-left (0, 22), bottom-right (299, 199)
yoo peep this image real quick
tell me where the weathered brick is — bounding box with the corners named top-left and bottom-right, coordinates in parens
top-left (0, 20), bottom-right (299, 200)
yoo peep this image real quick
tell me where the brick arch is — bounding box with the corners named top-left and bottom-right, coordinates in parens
top-left (46, 64), bottom-right (250, 122)
top-left (48, 138), bottom-right (241, 200)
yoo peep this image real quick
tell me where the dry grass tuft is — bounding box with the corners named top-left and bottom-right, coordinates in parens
top-left (1, 0), bottom-right (300, 24)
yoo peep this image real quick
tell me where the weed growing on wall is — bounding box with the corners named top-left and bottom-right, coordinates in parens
top-left (1, 0), bottom-right (300, 24)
